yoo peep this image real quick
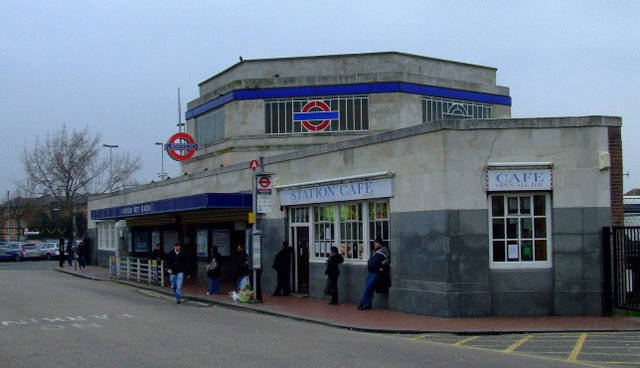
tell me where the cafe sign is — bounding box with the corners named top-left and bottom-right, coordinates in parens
top-left (487, 169), bottom-right (553, 191)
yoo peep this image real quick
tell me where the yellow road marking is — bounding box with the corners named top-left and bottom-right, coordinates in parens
top-left (567, 333), bottom-right (587, 362)
top-left (454, 336), bottom-right (480, 346)
top-left (410, 334), bottom-right (430, 340)
top-left (503, 334), bottom-right (532, 353)
top-left (138, 289), bottom-right (173, 300)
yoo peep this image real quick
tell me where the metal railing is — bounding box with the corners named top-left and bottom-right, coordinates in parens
top-left (108, 257), bottom-right (165, 287)
top-left (611, 227), bottom-right (640, 312)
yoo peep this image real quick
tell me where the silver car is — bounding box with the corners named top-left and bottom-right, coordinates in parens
top-left (15, 243), bottom-right (42, 261)
top-left (38, 242), bottom-right (60, 260)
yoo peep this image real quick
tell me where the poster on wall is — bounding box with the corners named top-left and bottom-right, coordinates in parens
top-left (197, 230), bottom-right (208, 257)
top-left (135, 232), bottom-right (149, 252)
top-left (152, 231), bottom-right (160, 251)
top-left (213, 230), bottom-right (230, 256)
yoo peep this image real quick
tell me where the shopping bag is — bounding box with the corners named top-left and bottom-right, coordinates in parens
top-left (324, 278), bottom-right (333, 295)
top-left (239, 275), bottom-right (251, 291)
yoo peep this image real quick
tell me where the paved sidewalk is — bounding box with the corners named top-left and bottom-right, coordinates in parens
top-left (55, 264), bottom-right (640, 334)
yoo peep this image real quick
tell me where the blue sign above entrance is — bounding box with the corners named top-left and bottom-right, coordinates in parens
top-left (90, 193), bottom-right (252, 220)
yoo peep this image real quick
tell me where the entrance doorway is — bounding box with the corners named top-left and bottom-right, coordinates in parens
top-left (292, 226), bottom-right (309, 294)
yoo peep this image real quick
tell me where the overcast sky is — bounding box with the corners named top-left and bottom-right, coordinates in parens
top-left (1, 0), bottom-right (639, 199)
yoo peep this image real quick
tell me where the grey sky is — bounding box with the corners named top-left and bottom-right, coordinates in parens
top-left (2, 0), bottom-right (639, 198)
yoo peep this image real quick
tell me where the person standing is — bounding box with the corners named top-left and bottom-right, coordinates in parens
top-left (272, 241), bottom-right (293, 296)
top-left (76, 240), bottom-right (86, 270)
top-left (166, 242), bottom-right (190, 303)
top-left (358, 237), bottom-right (390, 310)
top-left (151, 243), bottom-right (165, 262)
top-left (206, 246), bottom-right (223, 295)
top-left (325, 246), bottom-right (344, 305)
top-left (67, 240), bottom-right (75, 266)
top-left (235, 242), bottom-right (249, 290)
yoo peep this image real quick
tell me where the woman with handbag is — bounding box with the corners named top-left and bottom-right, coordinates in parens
top-left (206, 246), bottom-right (223, 295)
top-left (325, 246), bottom-right (344, 305)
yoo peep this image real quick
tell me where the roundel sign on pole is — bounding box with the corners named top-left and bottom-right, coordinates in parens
top-left (293, 100), bottom-right (340, 132)
top-left (165, 132), bottom-right (198, 161)
top-left (258, 176), bottom-right (271, 190)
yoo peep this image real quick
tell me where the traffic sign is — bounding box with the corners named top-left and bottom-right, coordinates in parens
top-left (250, 160), bottom-right (259, 171)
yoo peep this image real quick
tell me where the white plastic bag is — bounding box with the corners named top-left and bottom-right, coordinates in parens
top-left (239, 275), bottom-right (251, 291)
top-left (228, 290), bottom-right (239, 302)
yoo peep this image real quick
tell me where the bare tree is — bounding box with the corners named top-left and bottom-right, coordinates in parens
top-left (21, 125), bottom-right (141, 239)
top-left (6, 189), bottom-right (38, 242)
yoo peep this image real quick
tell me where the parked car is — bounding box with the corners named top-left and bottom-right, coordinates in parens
top-left (0, 242), bottom-right (22, 262)
top-left (8, 243), bottom-right (42, 261)
top-left (38, 242), bottom-right (60, 260)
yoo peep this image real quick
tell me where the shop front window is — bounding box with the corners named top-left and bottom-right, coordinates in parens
top-left (489, 193), bottom-right (551, 268)
top-left (340, 203), bottom-right (363, 260)
top-left (313, 205), bottom-right (335, 258)
top-left (309, 201), bottom-right (390, 262)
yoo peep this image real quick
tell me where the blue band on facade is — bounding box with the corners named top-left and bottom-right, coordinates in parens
top-left (185, 82), bottom-right (512, 120)
top-left (293, 111), bottom-right (340, 121)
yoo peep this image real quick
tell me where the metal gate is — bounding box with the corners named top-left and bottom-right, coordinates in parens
top-left (608, 226), bottom-right (640, 311)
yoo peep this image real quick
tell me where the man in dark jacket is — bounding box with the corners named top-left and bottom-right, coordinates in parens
top-left (358, 237), bottom-right (390, 310)
top-left (325, 246), bottom-right (344, 304)
top-left (166, 242), bottom-right (190, 303)
top-left (272, 241), bottom-right (293, 296)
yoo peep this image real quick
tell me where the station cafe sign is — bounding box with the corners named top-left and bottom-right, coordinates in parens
top-left (279, 178), bottom-right (394, 206)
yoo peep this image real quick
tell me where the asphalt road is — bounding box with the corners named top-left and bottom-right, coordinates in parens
top-left (1, 261), bottom-right (636, 368)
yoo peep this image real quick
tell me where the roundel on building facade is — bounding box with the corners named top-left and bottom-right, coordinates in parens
top-left (293, 100), bottom-right (340, 132)
top-left (165, 132), bottom-right (198, 161)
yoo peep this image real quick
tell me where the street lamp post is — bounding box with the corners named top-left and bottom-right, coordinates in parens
top-left (102, 144), bottom-right (119, 191)
top-left (155, 142), bottom-right (166, 180)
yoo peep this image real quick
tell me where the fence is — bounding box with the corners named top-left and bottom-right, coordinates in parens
top-left (108, 257), bottom-right (165, 287)
top-left (609, 226), bottom-right (640, 312)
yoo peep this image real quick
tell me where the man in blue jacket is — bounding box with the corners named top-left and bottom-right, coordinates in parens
top-left (166, 242), bottom-right (190, 303)
top-left (358, 237), bottom-right (390, 310)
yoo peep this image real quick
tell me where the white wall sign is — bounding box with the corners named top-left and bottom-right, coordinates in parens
top-left (279, 178), bottom-right (394, 206)
top-left (487, 169), bottom-right (553, 191)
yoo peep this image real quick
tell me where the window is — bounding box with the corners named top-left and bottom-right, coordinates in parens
top-left (308, 200), bottom-right (390, 262)
top-left (422, 97), bottom-right (492, 123)
top-left (489, 193), bottom-right (551, 268)
top-left (369, 201), bottom-right (390, 243)
top-left (313, 205), bottom-right (335, 259)
top-left (265, 96), bottom-right (369, 134)
top-left (340, 203), bottom-right (364, 259)
top-left (291, 207), bottom-right (309, 224)
top-left (98, 221), bottom-right (117, 251)
top-left (196, 107), bottom-right (224, 146)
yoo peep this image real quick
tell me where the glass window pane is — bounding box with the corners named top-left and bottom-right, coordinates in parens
top-left (534, 195), bottom-right (546, 215)
top-left (535, 240), bottom-right (548, 261)
top-left (534, 218), bottom-right (547, 238)
top-left (492, 219), bottom-right (505, 239)
top-left (492, 196), bottom-right (504, 216)
top-left (521, 241), bottom-right (533, 261)
top-left (520, 218), bottom-right (532, 239)
top-left (507, 218), bottom-right (519, 238)
top-left (493, 241), bottom-right (506, 262)
top-left (507, 197), bottom-right (519, 215)
top-left (520, 197), bottom-right (531, 214)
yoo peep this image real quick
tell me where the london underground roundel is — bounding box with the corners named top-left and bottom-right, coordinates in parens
top-left (165, 132), bottom-right (198, 161)
top-left (293, 100), bottom-right (340, 132)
